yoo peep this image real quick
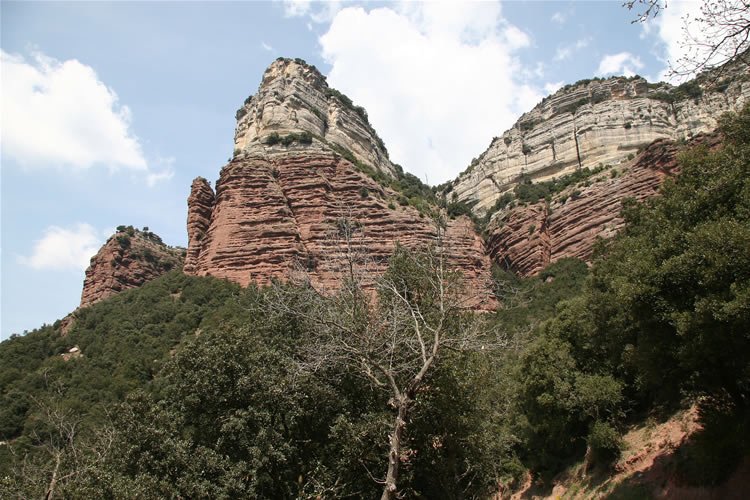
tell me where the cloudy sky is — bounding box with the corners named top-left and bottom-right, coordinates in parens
top-left (1, 0), bottom-right (703, 339)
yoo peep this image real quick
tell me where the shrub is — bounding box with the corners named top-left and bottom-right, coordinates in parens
top-left (587, 421), bottom-right (622, 465)
top-left (265, 132), bottom-right (281, 145)
top-left (116, 234), bottom-right (131, 248)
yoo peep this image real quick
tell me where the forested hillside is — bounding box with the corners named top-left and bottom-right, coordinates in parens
top-left (1, 105), bottom-right (748, 498)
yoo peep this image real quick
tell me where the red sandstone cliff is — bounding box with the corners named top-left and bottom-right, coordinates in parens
top-left (185, 150), bottom-right (493, 307)
top-left (80, 227), bottom-right (185, 307)
top-left (485, 133), bottom-right (721, 277)
top-left (183, 58), bottom-right (495, 306)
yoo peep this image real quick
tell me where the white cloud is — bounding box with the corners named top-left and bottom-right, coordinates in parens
top-left (1, 50), bottom-right (147, 171)
top-left (282, 0), bottom-right (310, 18)
top-left (318, 2), bottom-right (540, 184)
top-left (261, 41), bottom-right (274, 52)
top-left (18, 223), bottom-right (102, 271)
top-left (643, 0), bottom-right (709, 82)
top-left (597, 52), bottom-right (644, 77)
top-left (283, 0), bottom-right (342, 23)
top-left (544, 80), bottom-right (565, 94)
top-left (551, 12), bottom-right (566, 25)
top-left (554, 37), bottom-right (591, 61)
top-left (145, 156), bottom-right (175, 187)
top-left (554, 46), bottom-right (572, 61)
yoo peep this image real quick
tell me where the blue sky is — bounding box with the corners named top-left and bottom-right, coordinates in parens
top-left (1, 1), bottom-right (701, 339)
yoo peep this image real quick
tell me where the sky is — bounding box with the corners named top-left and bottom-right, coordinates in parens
top-left (1, 0), bottom-right (704, 339)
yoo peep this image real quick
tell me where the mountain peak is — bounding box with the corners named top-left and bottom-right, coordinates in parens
top-left (233, 57), bottom-right (395, 178)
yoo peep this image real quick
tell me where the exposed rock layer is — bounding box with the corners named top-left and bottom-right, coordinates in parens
top-left (185, 149), bottom-right (493, 307)
top-left (80, 228), bottom-right (185, 307)
top-left (234, 58), bottom-right (395, 177)
top-left (185, 58), bottom-right (494, 305)
top-left (453, 59), bottom-right (749, 214)
top-left (183, 177), bottom-right (215, 274)
top-left (486, 133), bottom-right (722, 277)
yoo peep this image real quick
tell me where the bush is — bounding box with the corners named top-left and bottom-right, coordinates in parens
top-left (587, 421), bottom-right (622, 465)
top-left (265, 132), bottom-right (281, 145)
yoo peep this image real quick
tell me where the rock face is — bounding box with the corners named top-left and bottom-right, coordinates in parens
top-left (80, 227), bottom-right (185, 307)
top-left (185, 59), bottom-right (494, 306)
top-left (233, 58), bottom-right (396, 177)
top-left (183, 177), bottom-right (215, 274)
top-left (185, 149), bottom-right (493, 306)
top-left (452, 58), bottom-right (749, 215)
top-left (485, 133), bottom-right (722, 277)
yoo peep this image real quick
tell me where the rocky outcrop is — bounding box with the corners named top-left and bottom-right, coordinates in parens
top-left (185, 58), bottom-right (494, 306)
top-left (185, 149), bottom-right (494, 307)
top-left (485, 133), bottom-right (722, 277)
top-left (233, 57), bottom-right (396, 178)
top-left (452, 58), bottom-right (749, 215)
top-left (80, 227), bottom-right (185, 307)
top-left (183, 177), bottom-right (215, 274)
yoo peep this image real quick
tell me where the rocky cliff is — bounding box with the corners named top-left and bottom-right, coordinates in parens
top-left (185, 59), bottom-right (494, 306)
top-left (233, 58), bottom-right (395, 177)
top-left (485, 133), bottom-right (722, 277)
top-left (451, 58), bottom-right (749, 215)
top-left (80, 227), bottom-right (185, 307)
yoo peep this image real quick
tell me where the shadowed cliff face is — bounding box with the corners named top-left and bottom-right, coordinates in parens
top-left (80, 228), bottom-right (184, 307)
top-left (485, 133), bottom-right (722, 277)
top-left (452, 58), bottom-right (749, 215)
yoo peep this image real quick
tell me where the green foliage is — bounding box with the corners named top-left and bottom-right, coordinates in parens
top-left (4, 106), bottom-right (748, 492)
top-left (1, 253), bottom-right (522, 497)
top-left (501, 105), bottom-right (750, 479)
top-left (650, 80), bottom-right (703, 104)
top-left (115, 234), bottom-right (130, 248)
top-left (264, 131), bottom-right (313, 146)
top-left (587, 420), bottom-right (623, 464)
top-left (513, 165), bottom-right (606, 205)
top-left (483, 192), bottom-right (515, 225)
top-left (0, 272), bottom-right (242, 442)
top-left (585, 106), bottom-right (750, 404)
top-left (519, 118), bottom-right (541, 132)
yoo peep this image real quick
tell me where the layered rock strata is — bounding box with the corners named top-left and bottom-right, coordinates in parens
top-left (80, 228), bottom-right (185, 307)
top-left (185, 149), bottom-right (493, 307)
top-left (186, 58), bottom-right (494, 306)
top-left (183, 177), bottom-right (215, 274)
top-left (452, 59), bottom-right (749, 215)
top-left (233, 58), bottom-right (395, 177)
top-left (486, 133), bottom-right (721, 277)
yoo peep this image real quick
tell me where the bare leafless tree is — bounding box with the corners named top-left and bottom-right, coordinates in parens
top-left (624, 0), bottom-right (750, 78)
top-left (268, 214), bottom-right (503, 499)
top-left (1, 390), bottom-right (114, 499)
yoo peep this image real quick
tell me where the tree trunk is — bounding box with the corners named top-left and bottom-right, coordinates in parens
top-left (381, 399), bottom-right (409, 500)
top-left (45, 452), bottom-right (61, 500)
